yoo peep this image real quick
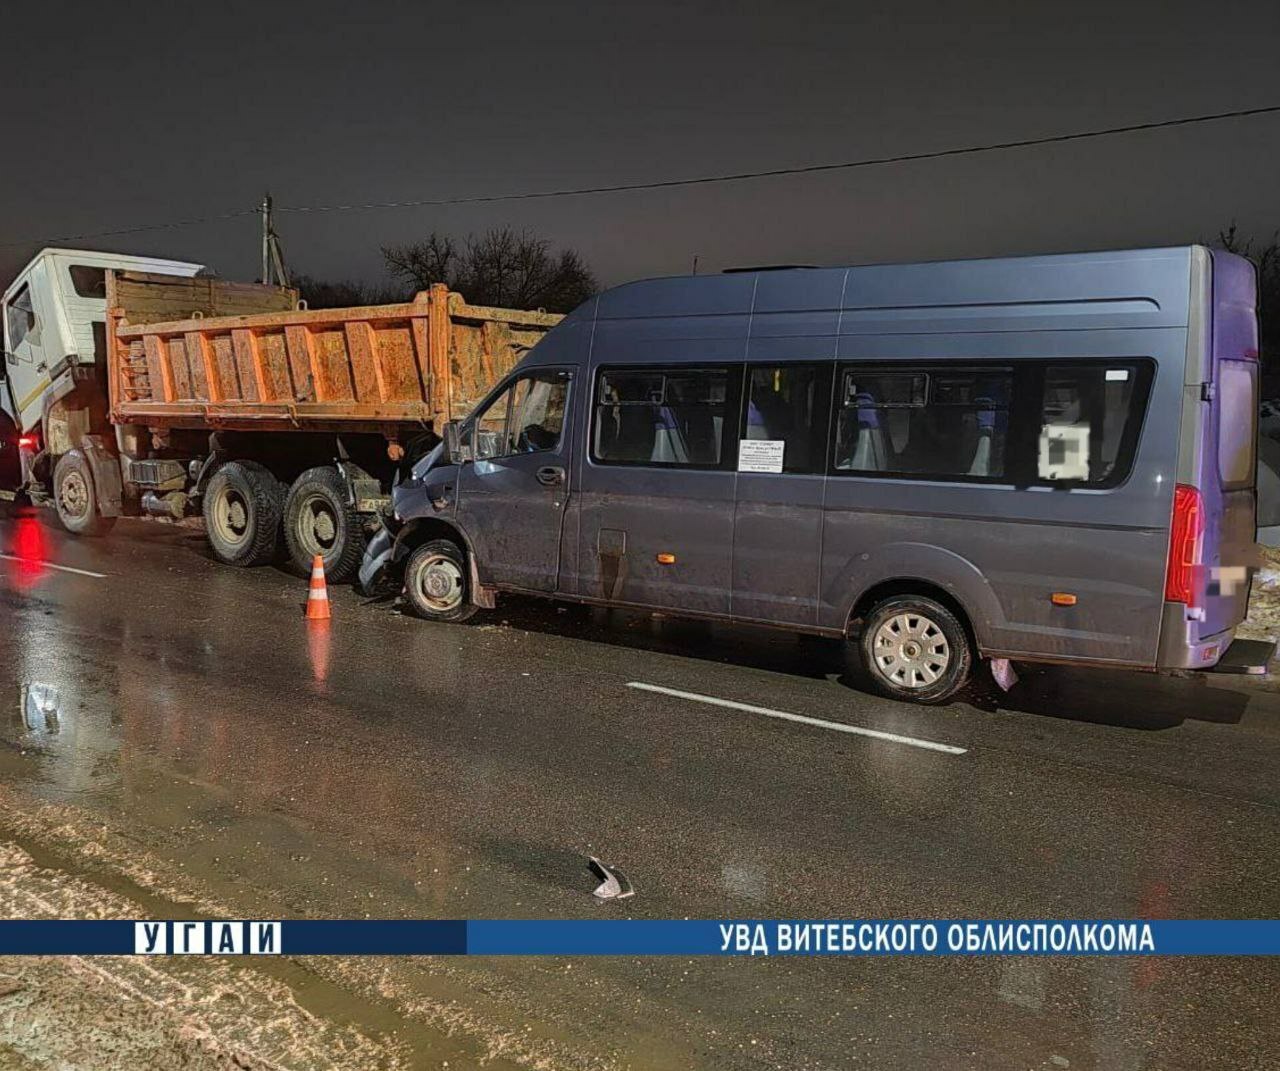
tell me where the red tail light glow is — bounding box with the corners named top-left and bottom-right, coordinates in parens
top-left (1165, 484), bottom-right (1204, 606)
top-left (17, 435), bottom-right (36, 449)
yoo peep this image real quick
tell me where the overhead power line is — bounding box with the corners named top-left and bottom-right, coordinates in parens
top-left (276, 102), bottom-right (1280, 214)
top-left (0, 207), bottom-right (259, 251)
top-left (2, 102), bottom-right (1278, 251)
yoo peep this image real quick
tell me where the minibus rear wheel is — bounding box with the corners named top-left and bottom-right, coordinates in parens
top-left (855, 595), bottom-right (972, 704)
top-left (404, 539), bottom-right (478, 623)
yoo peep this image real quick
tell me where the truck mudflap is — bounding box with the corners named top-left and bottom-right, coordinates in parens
top-left (1208, 638), bottom-right (1277, 675)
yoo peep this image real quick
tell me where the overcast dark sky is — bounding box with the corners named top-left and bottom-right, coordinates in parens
top-left (2, 0), bottom-right (1278, 292)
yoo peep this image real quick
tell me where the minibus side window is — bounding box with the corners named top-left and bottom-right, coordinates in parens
top-left (1036, 362), bottom-right (1150, 487)
top-left (739, 364), bottom-right (833, 474)
top-left (832, 366), bottom-right (1012, 480)
top-left (593, 367), bottom-right (730, 467)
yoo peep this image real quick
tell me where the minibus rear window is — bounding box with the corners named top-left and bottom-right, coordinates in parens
top-left (1218, 360), bottom-right (1257, 488)
top-left (594, 367), bottom-right (730, 467)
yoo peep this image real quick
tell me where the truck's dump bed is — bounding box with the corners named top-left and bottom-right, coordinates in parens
top-left (107, 272), bottom-right (562, 434)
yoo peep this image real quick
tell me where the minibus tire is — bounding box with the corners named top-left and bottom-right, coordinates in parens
top-left (856, 595), bottom-right (972, 704)
top-left (283, 466), bottom-right (366, 583)
top-left (404, 539), bottom-right (478, 623)
top-left (52, 452), bottom-right (116, 537)
top-left (202, 461), bottom-right (284, 567)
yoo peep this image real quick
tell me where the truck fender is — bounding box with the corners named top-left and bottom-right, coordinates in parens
top-left (190, 453), bottom-right (221, 499)
top-left (78, 437), bottom-right (124, 517)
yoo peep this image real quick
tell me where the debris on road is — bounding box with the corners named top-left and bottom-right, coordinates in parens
top-left (589, 857), bottom-right (634, 902)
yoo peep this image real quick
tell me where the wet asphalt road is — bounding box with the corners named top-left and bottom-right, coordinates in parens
top-left (0, 505), bottom-right (1278, 1070)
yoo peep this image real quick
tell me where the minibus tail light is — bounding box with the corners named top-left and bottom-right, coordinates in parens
top-left (1165, 484), bottom-right (1204, 606)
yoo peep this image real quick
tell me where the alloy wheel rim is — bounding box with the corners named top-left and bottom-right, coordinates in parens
top-left (872, 612), bottom-right (951, 689)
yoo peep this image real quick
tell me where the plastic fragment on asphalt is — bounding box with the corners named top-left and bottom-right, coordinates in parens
top-left (990, 658), bottom-right (1019, 692)
top-left (589, 857), bottom-right (634, 901)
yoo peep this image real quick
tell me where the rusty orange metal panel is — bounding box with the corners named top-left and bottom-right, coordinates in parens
top-left (258, 332), bottom-right (291, 402)
top-left (142, 336), bottom-right (172, 403)
top-left (373, 323), bottom-right (419, 402)
top-left (316, 329), bottom-right (355, 402)
top-left (428, 285), bottom-right (452, 422)
top-left (111, 279), bottom-right (562, 435)
top-left (344, 321), bottom-right (383, 403)
top-left (284, 325), bottom-right (320, 402)
top-left (231, 329), bottom-right (270, 403)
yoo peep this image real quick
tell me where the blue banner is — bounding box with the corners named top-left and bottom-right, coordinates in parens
top-left (0, 919), bottom-right (1276, 956)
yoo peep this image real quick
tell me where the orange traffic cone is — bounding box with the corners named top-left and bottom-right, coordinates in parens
top-left (306, 554), bottom-right (331, 620)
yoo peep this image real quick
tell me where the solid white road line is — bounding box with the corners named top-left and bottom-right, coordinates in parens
top-left (0, 554), bottom-right (108, 579)
top-left (626, 682), bottom-right (967, 755)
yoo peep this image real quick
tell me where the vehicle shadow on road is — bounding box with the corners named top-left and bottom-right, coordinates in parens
top-left (485, 596), bottom-right (846, 681)
top-left (493, 595), bottom-right (1256, 731)
top-left (968, 662), bottom-right (1254, 730)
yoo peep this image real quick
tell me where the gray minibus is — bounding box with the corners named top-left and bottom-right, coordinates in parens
top-left (360, 246), bottom-right (1271, 704)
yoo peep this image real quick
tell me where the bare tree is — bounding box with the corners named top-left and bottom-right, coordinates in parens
top-left (292, 274), bottom-right (410, 310)
top-left (383, 227), bottom-right (597, 313)
top-left (1215, 223), bottom-right (1280, 378)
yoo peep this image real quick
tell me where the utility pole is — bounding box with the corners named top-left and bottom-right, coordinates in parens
top-left (259, 192), bottom-right (290, 288)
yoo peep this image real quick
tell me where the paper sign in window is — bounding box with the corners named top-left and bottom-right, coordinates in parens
top-left (1039, 424), bottom-right (1090, 481)
top-left (738, 439), bottom-right (786, 473)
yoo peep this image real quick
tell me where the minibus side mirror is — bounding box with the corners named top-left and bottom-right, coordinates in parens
top-left (443, 420), bottom-right (472, 465)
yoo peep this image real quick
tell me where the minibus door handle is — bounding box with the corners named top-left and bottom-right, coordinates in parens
top-left (536, 465), bottom-right (565, 487)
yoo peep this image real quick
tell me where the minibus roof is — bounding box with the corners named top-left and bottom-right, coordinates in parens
top-left (570, 246), bottom-right (1203, 330)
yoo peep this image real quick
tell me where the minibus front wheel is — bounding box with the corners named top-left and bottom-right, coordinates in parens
top-left (404, 539), bottom-right (478, 623)
top-left (855, 595), bottom-right (973, 704)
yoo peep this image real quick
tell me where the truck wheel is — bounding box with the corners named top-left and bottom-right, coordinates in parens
top-left (202, 461), bottom-right (284, 567)
top-left (404, 539), bottom-right (478, 623)
top-left (283, 466), bottom-right (366, 583)
top-left (853, 595), bottom-right (973, 704)
top-left (53, 452), bottom-right (116, 537)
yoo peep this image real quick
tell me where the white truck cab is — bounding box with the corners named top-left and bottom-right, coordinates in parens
top-left (1, 248), bottom-right (204, 437)
top-left (1, 248), bottom-right (204, 499)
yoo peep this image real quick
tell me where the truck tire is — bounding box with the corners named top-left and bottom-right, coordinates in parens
top-left (202, 460), bottom-right (284, 567)
top-left (53, 451), bottom-right (116, 537)
top-left (404, 539), bottom-right (479, 623)
top-left (283, 466), bottom-right (366, 583)
top-left (853, 595), bottom-right (973, 705)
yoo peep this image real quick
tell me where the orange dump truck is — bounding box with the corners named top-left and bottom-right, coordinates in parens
top-left (19, 265), bottom-right (561, 580)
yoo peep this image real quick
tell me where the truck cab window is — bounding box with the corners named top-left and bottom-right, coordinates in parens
top-left (5, 285), bottom-right (35, 349)
top-left (68, 265), bottom-right (107, 299)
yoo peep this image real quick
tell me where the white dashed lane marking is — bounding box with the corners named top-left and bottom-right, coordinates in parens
top-left (0, 554), bottom-right (108, 579)
top-left (626, 682), bottom-right (967, 755)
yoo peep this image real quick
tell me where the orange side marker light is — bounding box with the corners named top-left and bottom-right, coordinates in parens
top-left (1050, 592), bottom-right (1077, 607)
